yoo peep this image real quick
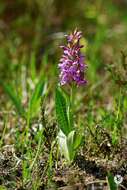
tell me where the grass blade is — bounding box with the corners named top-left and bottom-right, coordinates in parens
top-left (29, 77), bottom-right (45, 117)
top-left (0, 81), bottom-right (25, 117)
top-left (107, 173), bottom-right (117, 190)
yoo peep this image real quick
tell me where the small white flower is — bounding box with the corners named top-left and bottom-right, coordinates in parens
top-left (114, 174), bottom-right (123, 185)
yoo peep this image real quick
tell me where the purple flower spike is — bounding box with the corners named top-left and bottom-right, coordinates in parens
top-left (59, 29), bottom-right (87, 86)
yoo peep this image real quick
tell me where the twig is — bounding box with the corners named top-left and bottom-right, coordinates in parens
top-left (120, 184), bottom-right (127, 190)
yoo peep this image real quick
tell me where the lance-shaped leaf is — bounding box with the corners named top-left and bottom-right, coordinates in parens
top-left (57, 130), bottom-right (76, 163)
top-left (67, 130), bottom-right (75, 162)
top-left (28, 77), bottom-right (45, 118)
top-left (55, 88), bottom-right (71, 136)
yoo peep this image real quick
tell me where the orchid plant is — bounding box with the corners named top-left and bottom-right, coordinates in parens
top-left (55, 29), bottom-right (87, 163)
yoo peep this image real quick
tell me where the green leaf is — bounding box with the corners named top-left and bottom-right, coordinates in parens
top-left (107, 173), bottom-right (117, 190)
top-left (57, 130), bottom-right (75, 163)
top-left (57, 129), bottom-right (81, 163)
top-left (29, 77), bottom-right (45, 117)
top-left (67, 130), bottom-right (75, 162)
top-left (73, 131), bottom-right (83, 150)
top-left (57, 130), bottom-right (69, 161)
top-left (55, 87), bottom-right (71, 136)
top-left (0, 81), bottom-right (25, 117)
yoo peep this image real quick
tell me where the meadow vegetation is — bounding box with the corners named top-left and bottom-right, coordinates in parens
top-left (0, 0), bottom-right (127, 189)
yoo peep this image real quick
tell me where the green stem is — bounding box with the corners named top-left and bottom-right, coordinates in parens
top-left (68, 84), bottom-right (75, 131)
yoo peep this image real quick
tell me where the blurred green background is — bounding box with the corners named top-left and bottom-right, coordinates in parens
top-left (0, 0), bottom-right (127, 73)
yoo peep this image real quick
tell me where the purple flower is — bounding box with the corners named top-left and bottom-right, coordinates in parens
top-left (59, 29), bottom-right (87, 86)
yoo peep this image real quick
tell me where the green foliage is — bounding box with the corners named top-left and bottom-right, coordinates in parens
top-left (57, 130), bottom-right (74, 163)
top-left (0, 81), bottom-right (25, 117)
top-left (28, 77), bottom-right (45, 118)
top-left (66, 130), bottom-right (75, 161)
top-left (73, 130), bottom-right (83, 150)
top-left (55, 87), bottom-right (72, 136)
top-left (56, 87), bottom-right (83, 163)
top-left (107, 173), bottom-right (117, 190)
top-left (57, 129), bottom-right (83, 163)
